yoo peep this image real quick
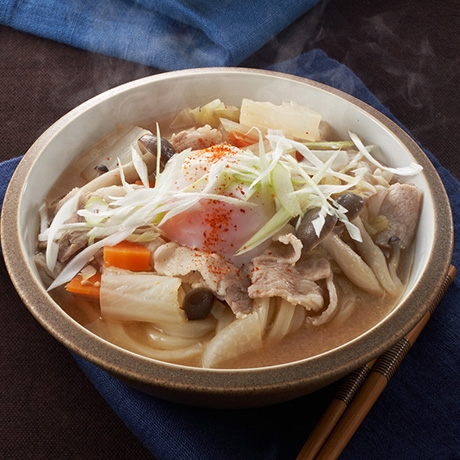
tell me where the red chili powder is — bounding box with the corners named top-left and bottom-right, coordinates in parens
top-left (201, 144), bottom-right (238, 163)
top-left (201, 199), bottom-right (239, 253)
top-left (183, 143), bottom-right (238, 168)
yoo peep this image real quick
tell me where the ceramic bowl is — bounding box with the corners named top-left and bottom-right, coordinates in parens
top-left (1, 68), bottom-right (453, 408)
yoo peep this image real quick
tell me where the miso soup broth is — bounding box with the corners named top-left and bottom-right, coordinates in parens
top-left (37, 98), bottom-right (422, 369)
top-left (50, 280), bottom-right (401, 369)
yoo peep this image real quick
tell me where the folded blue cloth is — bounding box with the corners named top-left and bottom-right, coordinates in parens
top-left (1, 50), bottom-right (459, 459)
top-left (0, 0), bottom-right (321, 70)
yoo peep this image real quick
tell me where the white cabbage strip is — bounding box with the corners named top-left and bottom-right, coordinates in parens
top-left (202, 312), bottom-right (263, 368)
top-left (100, 267), bottom-right (185, 323)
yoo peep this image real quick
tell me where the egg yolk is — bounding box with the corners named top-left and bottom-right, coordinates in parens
top-left (160, 198), bottom-right (267, 263)
top-left (160, 144), bottom-right (269, 263)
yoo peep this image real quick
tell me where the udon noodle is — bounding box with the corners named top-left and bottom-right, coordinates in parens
top-left (35, 98), bottom-right (423, 368)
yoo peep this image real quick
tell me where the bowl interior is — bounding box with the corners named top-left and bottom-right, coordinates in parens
top-left (1, 68), bottom-right (453, 407)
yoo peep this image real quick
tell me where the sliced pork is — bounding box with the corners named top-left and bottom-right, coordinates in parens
top-left (248, 233), bottom-right (338, 324)
top-left (153, 242), bottom-right (252, 317)
top-left (374, 183), bottom-right (423, 249)
top-left (170, 125), bottom-right (223, 152)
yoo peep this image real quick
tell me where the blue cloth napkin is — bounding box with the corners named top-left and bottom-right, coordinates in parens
top-left (1, 50), bottom-right (459, 459)
top-left (0, 0), bottom-right (321, 70)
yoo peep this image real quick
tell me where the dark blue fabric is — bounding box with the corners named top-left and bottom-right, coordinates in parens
top-left (1, 50), bottom-right (459, 459)
top-left (0, 0), bottom-right (321, 70)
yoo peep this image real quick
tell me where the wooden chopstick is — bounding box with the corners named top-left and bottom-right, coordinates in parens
top-left (297, 264), bottom-right (456, 460)
top-left (295, 358), bottom-right (377, 460)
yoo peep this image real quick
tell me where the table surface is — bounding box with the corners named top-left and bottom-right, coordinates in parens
top-left (1, 0), bottom-right (459, 459)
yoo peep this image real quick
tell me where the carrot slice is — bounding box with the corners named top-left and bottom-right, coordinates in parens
top-left (103, 240), bottom-right (151, 272)
top-left (228, 131), bottom-right (257, 148)
top-left (134, 180), bottom-right (155, 187)
top-left (66, 271), bottom-right (102, 298)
